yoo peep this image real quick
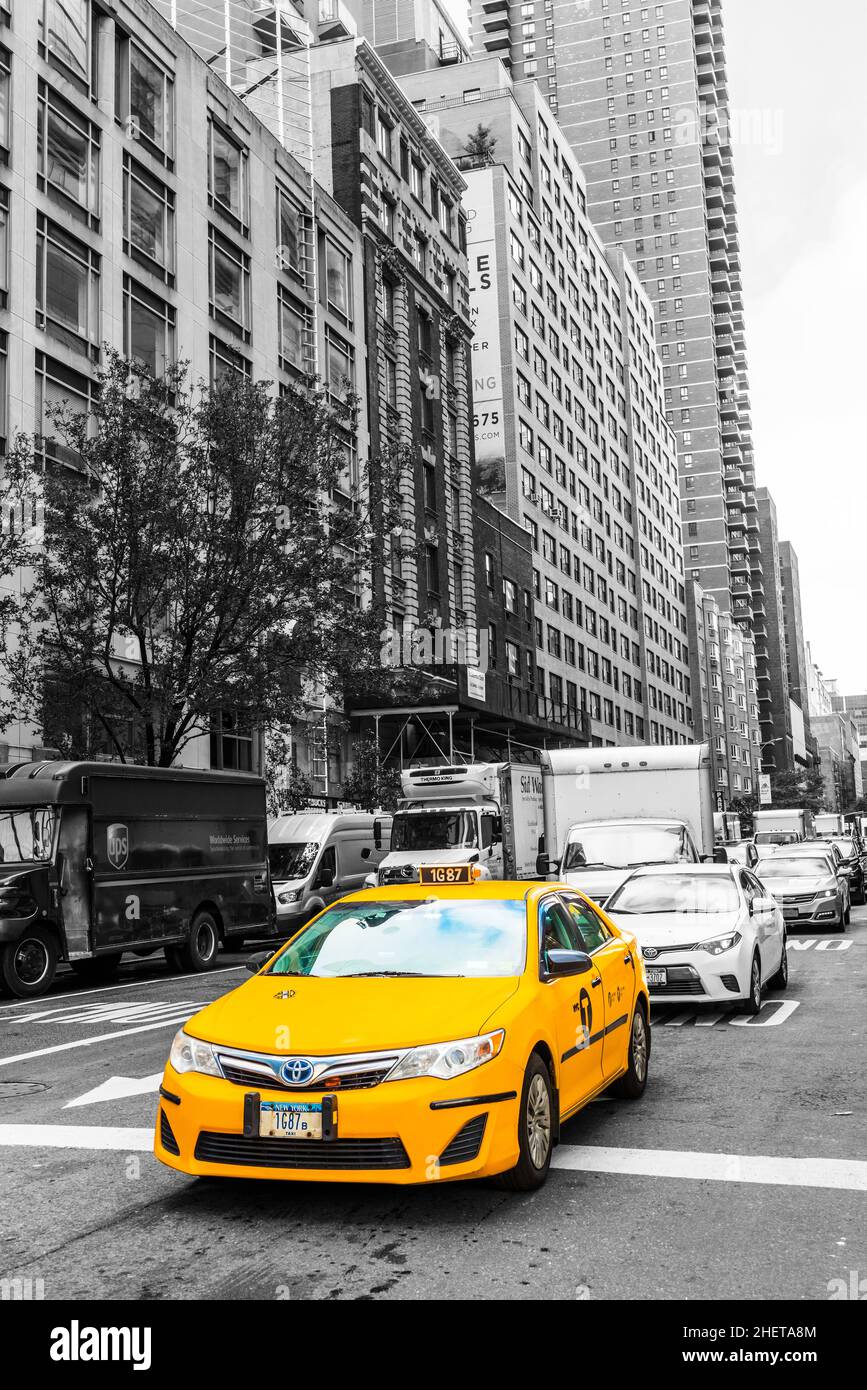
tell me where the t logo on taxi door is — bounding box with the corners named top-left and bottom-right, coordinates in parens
top-left (575, 988), bottom-right (593, 1049)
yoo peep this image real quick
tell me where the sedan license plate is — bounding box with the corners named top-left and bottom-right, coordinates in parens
top-left (646, 967), bottom-right (667, 987)
top-left (259, 1102), bottom-right (322, 1140)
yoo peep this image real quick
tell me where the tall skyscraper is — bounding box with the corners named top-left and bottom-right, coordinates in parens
top-left (473, 0), bottom-right (762, 643)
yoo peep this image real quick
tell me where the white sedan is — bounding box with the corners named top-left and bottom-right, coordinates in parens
top-left (604, 863), bottom-right (788, 1013)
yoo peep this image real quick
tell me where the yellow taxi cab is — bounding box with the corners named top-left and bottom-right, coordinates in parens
top-left (154, 874), bottom-right (650, 1191)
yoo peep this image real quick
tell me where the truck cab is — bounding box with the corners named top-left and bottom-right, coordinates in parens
top-left (377, 766), bottom-right (505, 886)
top-left (554, 817), bottom-right (703, 907)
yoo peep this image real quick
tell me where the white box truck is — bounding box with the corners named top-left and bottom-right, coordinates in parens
top-left (752, 808), bottom-right (814, 845)
top-left (373, 763), bottom-right (544, 886)
top-left (537, 744), bottom-right (720, 905)
top-left (814, 812), bottom-right (846, 838)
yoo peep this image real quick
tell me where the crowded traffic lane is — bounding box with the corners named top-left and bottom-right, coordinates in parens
top-left (0, 918), bottom-right (864, 1299)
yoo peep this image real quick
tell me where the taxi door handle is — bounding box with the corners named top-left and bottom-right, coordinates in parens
top-left (623, 952), bottom-right (634, 967)
top-left (591, 976), bottom-right (602, 988)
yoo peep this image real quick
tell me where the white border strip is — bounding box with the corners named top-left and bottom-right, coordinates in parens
top-left (553, 1145), bottom-right (867, 1191)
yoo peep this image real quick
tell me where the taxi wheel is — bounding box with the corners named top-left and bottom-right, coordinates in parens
top-left (0, 927), bottom-right (58, 999)
top-left (609, 1000), bottom-right (650, 1099)
top-left (496, 1053), bottom-right (554, 1192)
top-left (171, 911), bottom-right (220, 974)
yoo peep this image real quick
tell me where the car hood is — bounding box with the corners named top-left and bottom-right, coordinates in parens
top-left (560, 867), bottom-right (632, 903)
top-left (763, 878), bottom-right (834, 896)
top-left (605, 911), bottom-right (742, 947)
top-left (184, 974), bottom-right (520, 1054)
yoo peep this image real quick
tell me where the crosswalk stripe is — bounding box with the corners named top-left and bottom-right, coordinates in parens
top-left (552, 1144), bottom-right (867, 1191)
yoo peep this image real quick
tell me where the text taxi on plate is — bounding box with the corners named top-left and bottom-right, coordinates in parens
top-left (154, 865), bottom-right (650, 1190)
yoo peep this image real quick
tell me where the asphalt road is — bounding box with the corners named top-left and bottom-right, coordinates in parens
top-left (0, 912), bottom-right (865, 1302)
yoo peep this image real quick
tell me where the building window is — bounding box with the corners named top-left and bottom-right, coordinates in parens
top-left (40, 0), bottom-right (92, 88)
top-left (325, 327), bottom-right (353, 398)
top-left (123, 276), bottom-right (174, 377)
top-left (123, 156), bottom-right (174, 278)
top-left (0, 329), bottom-right (7, 452)
top-left (323, 238), bottom-right (352, 323)
top-left (209, 119), bottom-right (248, 229)
top-left (0, 46), bottom-right (11, 153)
top-left (209, 334), bottom-right (250, 386)
top-left (209, 228), bottom-right (250, 338)
top-left (117, 38), bottom-right (174, 161)
top-left (0, 185), bottom-right (7, 308)
top-left (376, 114), bottom-right (393, 163)
top-left (35, 215), bottom-right (100, 356)
top-left (278, 287), bottom-right (307, 374)
top-left (210, 710), bottom-right (254, 772)
top-left (277, 188), bottom-right (305, 281)
top-left (425, 543), bottom-right (439, 595)
top-left (38, 83), bottom-right (100, 222)
top-left (35, 351), bottom-right (95, 470)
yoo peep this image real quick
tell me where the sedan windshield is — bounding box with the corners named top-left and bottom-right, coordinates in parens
top-left (391, 811), bottom-right (478, 852)
top-left (607, 873), bottom-right (739, 915)
top-left (759, 857), bottom-right (833, 878)
top-left (0, 808), bottom-right (55, 864)
top-left (269, 841), bottom-right (318, 881)
top-left (564, 823), bottom-right (690, 871)
top-left (267, 898), bottom-right (527, 978)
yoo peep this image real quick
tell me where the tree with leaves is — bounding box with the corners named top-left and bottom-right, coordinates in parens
top-left (341, 734), bottom-right (402, 812)
top-left (464, 123), bottom-right (497, 162)
top-left (0, 353), bottom-right (401, 766)
top-left (769, 767), bottom-right (827, 814)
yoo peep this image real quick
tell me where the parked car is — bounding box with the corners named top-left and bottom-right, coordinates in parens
top-left (756, 850), bottom-right (850, 930)
top-left (605, 862), bottom-right (787, 1013)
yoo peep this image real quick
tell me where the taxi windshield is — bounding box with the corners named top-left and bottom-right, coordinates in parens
top-left (0, 807), bottom-right (55, 864)
top-left (268, 898), bottom-right (527, 978)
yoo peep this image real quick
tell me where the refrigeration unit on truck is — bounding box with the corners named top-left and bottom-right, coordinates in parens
top-left (373, 763), bottom-right (545, 886)
top-left (536, 743), bottom-right (721, 905)
top-left (0, 761), bottom-right (274, 998)
top-left (752, 808), bottom-right (814, 845)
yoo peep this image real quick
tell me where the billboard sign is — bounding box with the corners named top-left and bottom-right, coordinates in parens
top-left (464, 169), bottom-right (506, 494)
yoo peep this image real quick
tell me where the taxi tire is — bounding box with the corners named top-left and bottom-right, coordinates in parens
top-left (0, 926), bottom-right (58, 999)
top-left (496, 1053), bottom-right (554, 1193)
top-left (609, 1000), bottom-right (650, 1099)
top-left (169, 910), bottom-right (220, 974)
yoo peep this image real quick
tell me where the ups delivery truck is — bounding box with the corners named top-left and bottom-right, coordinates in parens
top-left (0, 761), bottom-right (274, 998)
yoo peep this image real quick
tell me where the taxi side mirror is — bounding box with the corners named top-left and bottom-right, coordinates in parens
top-left (544, 949), bottom-right (593, 979)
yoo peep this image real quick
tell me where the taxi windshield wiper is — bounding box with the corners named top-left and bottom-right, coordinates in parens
top-left (341, 970), bottom-right (465, 978)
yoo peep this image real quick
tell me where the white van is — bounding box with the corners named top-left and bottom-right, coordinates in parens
top-left (268, 812), bottom-right (392, 934)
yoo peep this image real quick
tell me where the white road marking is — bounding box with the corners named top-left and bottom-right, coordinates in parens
top-left (553, 1145), bottom-right (867, 1191)
top-left (0, 964), bottom-right (249, 1016)
top-left (19, 1000), bottom-right (202, 1027)
top-left (64, 1074), bottom-right (163, 1109)
top-left (0, 1124), bottom-right (153, 1152)
top-left (1, 1127), bottom-right (865, 1195)
top-left (729, 1000), bottom-right (800, 1027)
top-left (0, 1015), bottom-right (202, 1069)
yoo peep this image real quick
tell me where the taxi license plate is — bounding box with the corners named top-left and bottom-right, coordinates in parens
top-left (259, 1102), bottom-right (322, 1140)
top-left (419, 864), bottom-right (473, 885)
top-left (646, 967), bottom-right (667, 987)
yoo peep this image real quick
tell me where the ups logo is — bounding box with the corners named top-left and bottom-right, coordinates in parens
top-left (107, 823), bottom-right (129, 871)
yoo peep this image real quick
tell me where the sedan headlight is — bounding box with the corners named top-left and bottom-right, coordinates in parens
top-left (277, 889), bottom-right (302, 905)
top-left (169, 1029), bottom-right (221, 1077)
top-left (697, 931), bottom-right (742, 956)
top-left (386, 1030), bottom-right (505, 1082)
top-left (817, 887), bottom-right (837, 899)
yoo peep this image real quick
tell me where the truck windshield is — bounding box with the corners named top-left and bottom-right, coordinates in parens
top-left (391, 811), bottom-right (478, 851)
top-left (563, 824), bottom-right (690, 871)
top-left (269, 842), bottom-right (318, 881)
top-left (0, 808), bottom-right (56, 864)
top-left (754, 832), bottom-right (799, 844)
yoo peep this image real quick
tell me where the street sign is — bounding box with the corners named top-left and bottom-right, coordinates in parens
top-left (758, 774), bottom-right (772, 805)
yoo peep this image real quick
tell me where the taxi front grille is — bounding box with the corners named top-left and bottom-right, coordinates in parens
top-left (439, 1113), bottom-right (488, 1166)
top-left (194, 1132), bottom-right (410, 1170)
top-left (216, 1054), bottom-right (399, 1092)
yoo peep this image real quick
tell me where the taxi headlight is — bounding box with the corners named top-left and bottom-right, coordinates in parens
top-left (169, 1029), bottom-right (221, 1077)
top-left (698, 931), bottom-right (741, 956)
top-left (386, 1030), bottom-right (505, 1082)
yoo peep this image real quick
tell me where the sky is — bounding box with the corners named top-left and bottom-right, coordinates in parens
top-left (722, 0), bottom-right (867, 693)
top-left (446, 0), bottom-right (867, 692)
